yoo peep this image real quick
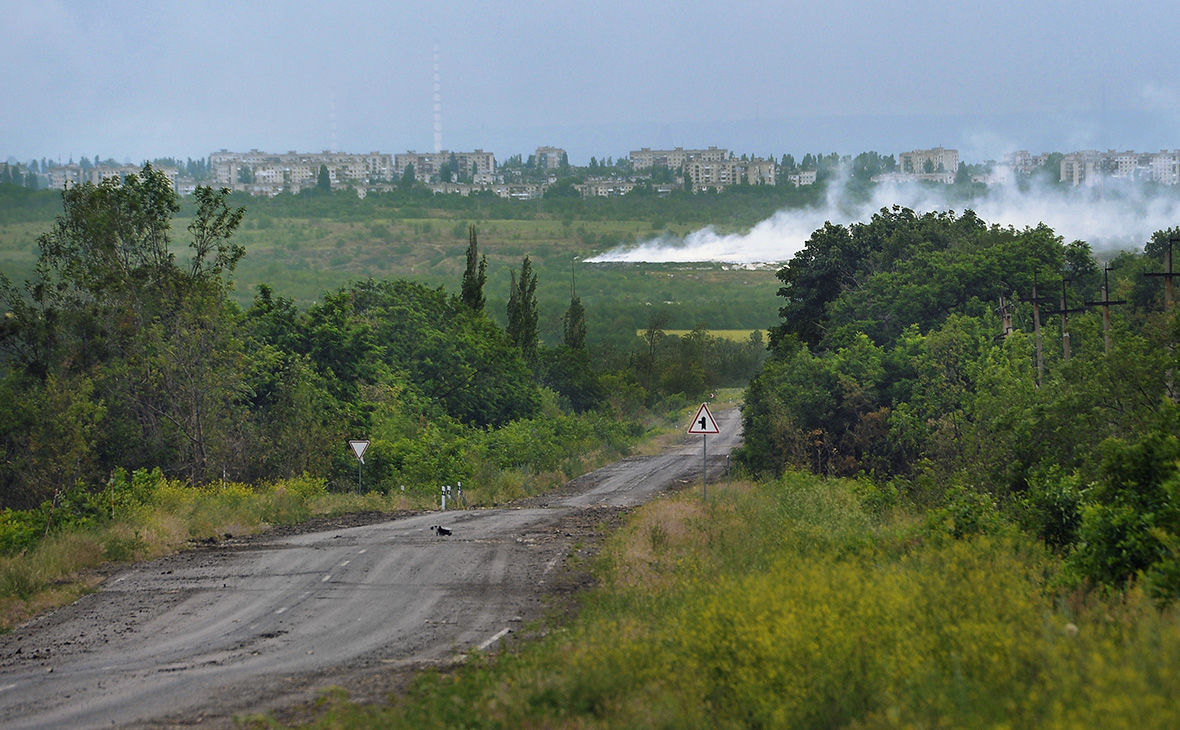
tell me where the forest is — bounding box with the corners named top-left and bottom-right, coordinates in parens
top-left (737, 206), bottom-right (1180, 601)
top-left (0, 167), bottom-right (765, 529)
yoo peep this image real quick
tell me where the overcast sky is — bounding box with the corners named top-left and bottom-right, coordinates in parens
top-left (5, 0), bottom-right (1180, 166)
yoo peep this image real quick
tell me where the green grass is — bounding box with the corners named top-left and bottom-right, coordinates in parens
top-left (0, 208), bottom-right (781, 351)
top-left (268, 473), bottom-right (1180, 729)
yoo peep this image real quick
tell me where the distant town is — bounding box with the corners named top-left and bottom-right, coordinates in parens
top-left (3, 145), bottom-right (1180, 198)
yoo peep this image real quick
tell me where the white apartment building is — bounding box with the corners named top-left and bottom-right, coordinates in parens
top-left (898, 147), bottom-right (959, 176)
top-left (44, 164), bottom-right (178, 190)
top-left (629, 146), bottom-right (732, 170)
top-left (1152, 151), bottom-right (1180, 186)
top-left (1060, 151), bottom-right (1106, 186)
top-left (210, 149), bottom-right (395, 193)
top-left (784, 170), bottom-right (817, 186)
top-left (685, 157), bottom-right (776, 192)
top-left (394, 150), bottom-right (496, 183)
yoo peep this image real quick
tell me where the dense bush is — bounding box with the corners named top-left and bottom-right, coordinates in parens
top-left (740, 207), bottom-right (1180, 600)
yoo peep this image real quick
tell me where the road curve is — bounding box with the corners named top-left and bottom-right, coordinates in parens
top-left (0, 406), bottom-right (742, 728)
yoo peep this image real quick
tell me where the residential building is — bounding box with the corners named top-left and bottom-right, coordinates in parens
top-left (534, 146), bottom-right (567, 170)
top-left (1060, 151), bottom-right (1104, 186)
top-left (784, 170), bottom-right (817, 186)
top-left (1152, 151), bottom-right (1180, 186)
top-left (210, 149), bottom-right (395, 194)
top-left (629, 146), bottom-right (731, 170)
top-left (898, 147), bottom-right (959, 177)
top-left (685, 156), bottom-right (776, 192)
top-left (394, 150), bottom-right (496, 183)
top-left (576, 178), bottom-right (637, 197)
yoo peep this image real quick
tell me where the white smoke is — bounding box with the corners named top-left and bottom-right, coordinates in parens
top-left (586, 172), bottom-right (1180, 264)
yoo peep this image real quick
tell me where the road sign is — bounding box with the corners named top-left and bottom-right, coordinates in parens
top-left (687, 403), bottom-right (719, 434)
top-left (348, 439), bottom-right (370, 464)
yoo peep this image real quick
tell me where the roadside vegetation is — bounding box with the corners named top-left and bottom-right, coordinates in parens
top-left (0, 171), bottom-right (756, 631)
top-left (255, 207), bottom-right (1180, 727)
top-left (265, 474), bottom-right (1180, 729)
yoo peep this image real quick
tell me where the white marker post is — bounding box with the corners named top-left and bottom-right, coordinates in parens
top-left (348, 440), bottom-right (370, 491)
top-left (687, 403), bottom-right (720, 499)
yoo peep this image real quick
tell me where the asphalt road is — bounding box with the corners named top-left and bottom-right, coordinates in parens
top-left (0, 405), bottom-right (742, 728)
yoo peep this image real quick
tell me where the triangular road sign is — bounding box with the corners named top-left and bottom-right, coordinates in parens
top-left (687, 403), bottom-right (719, 434)
top-left (348, 439), bottom-right (370, 463)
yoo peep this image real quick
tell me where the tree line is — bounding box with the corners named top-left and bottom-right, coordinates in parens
top-left (0, 167), bottom-right (765, 515)
top-left (737, 206), bottom-right (1180, 602)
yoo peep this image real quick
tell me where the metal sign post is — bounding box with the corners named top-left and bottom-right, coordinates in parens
top-left (687, 403), bottom-right (720, 499)
top-left (348, 439), bottom-right (370, 491)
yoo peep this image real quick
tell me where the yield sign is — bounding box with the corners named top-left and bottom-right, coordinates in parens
top-left (348, 439), bottom-right (370, 464)
top-left (687, 403), bottom-right (719, 434)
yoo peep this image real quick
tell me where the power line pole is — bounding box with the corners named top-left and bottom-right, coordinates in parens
top-left (995, 294), bottom-right (1015, 342)
top-left (1044, 277), bottom-right (1087, 361)
top-left (1144, 237), bottom-right (1180, 400)
top-left (1144, 237), bottom-right (1180, 312)
top-left (1020, 271), bottom-right (1053, 385)
top-left (1085, 266), bottom-right (1126, 355)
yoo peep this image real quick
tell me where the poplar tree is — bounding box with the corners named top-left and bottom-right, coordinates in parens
top-left (562, 267), bottom-right (586, 350)
top-left (460, 224), bottom-right (487, 312)
top-left (506, 255), bottom-right (538, 362)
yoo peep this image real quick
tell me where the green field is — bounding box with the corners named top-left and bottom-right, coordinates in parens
top-left (0, 196), bottom-right (783, 350)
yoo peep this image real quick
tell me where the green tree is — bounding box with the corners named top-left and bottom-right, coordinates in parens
top-left (506, 256), bottom-right (539, 362)
top-left (317, 164), bottom-right (331, 192)
top-left (0, 166), bottom-right (249, 497)
top-left (562, 293), bottom-right (586, 350)
top-left (460, 224), bottom-right (487, 312)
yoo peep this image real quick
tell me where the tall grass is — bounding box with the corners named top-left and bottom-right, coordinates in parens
top-left (287, 473), bottom-right (1180, 729)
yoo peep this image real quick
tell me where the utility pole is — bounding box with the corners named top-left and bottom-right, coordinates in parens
top-left (1144, 237), bottom-right (1180, 400)
top-left (1144, 237), bottom-right (1180, 312)
top-left (1020, 272), bottom-right (1053, 385)
top-left (995, 294), bottom-right (1014, 342)
top-left (1085, 266), bottom-right (1126, 355)
top-left (1045, 277), bottom-right (1087, 361)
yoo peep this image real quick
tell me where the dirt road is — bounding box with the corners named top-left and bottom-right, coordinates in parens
top-left (0, 406), bottom-right (741, 728)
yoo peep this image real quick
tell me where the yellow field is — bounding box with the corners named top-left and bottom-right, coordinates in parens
top-left (636, 328), bottom-right (764, 342)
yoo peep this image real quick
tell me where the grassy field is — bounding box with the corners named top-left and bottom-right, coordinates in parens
top-left (0, 209), bottom-right (782, 350)
top-left (272, 473), bottom-right (1180, 729)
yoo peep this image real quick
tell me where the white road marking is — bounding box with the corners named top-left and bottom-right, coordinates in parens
top-left (358, 549), bottom-right (367, 555)
top-left (0, 683), bottom-right (18, 693)
top-left (477, 627), bottom-right (511, 651)
top-left (275, 607), bottom-right (288, 615)
top-left (321, 574), bottom-right (332, 583)
top-left (339, 560), bottom-right (350, 567)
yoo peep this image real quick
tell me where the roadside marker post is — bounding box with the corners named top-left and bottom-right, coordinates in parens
top-left (348, 439), bottom-right (370, 491)
top-left (687, 403), bottom-right (720, 499)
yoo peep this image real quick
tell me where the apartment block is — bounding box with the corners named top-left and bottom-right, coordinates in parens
top-left (898, 147), bottom-right (959, 176)
top-left (534, 146), bottom-right (567, 169)
top-left (210, 149), bottom-right (395, 194)
top-left (685, 156), bottom-right (776, 192)
top-left (394, 150), bottom-right (496, 183)
top-left (45, 163), bottom-right (178, 190)
top-left (629, 146), bottom-right (731, 170)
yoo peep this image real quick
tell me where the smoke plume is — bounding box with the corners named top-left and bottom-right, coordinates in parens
top-left (587, 171), bottom-right (1180, 265)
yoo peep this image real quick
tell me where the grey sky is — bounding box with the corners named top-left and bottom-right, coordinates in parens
top-left (5, 0), bottom-right (1180, 165)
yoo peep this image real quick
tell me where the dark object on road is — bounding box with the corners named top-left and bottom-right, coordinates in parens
top-left (431, 525), bottom-right (452, 536)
